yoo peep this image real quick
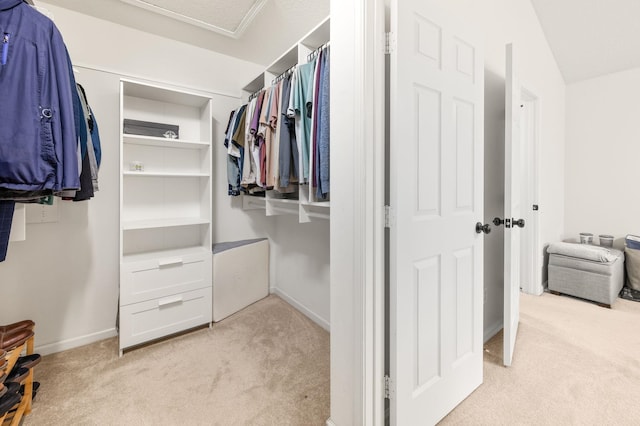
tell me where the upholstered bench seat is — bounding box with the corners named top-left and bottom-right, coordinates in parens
top-left (547, 242), bottom-right (625, 308)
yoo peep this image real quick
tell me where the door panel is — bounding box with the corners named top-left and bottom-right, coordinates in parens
top-left (504, 43), bottom-right (521, 367)
top-left (389, 1), bottom-right (484, 424)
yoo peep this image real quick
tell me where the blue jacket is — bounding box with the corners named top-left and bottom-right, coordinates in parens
top-left (0, 0), bottom-right (79, 194)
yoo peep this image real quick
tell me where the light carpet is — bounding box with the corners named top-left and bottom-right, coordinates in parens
top-left (442, 292), bottom-right (640, 425)
top-left (26, 291), bottom-right (640, 425)
top-left (27, 295), bottom-right (329, 425)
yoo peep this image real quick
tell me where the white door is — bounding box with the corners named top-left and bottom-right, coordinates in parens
top-left (389, 1), bottom-right (484, 424)
top-left (503, 43), bottom-right (522, 367)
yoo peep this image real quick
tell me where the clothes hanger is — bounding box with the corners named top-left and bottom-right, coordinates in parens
top-left (24, 0), bottom-right (35, 5)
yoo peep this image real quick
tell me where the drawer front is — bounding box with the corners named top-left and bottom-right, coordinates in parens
top-left (119, 287), bottom-right (212, 350)
top-left (121, 253), bottom-right (211, 305)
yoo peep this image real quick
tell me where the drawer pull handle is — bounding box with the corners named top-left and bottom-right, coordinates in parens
top-left (158, 296), bottom-right (183, 307)
top-left (158, 258), bottom-right (183, 268)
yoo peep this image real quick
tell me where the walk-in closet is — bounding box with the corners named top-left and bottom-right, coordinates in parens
top-left (0, 0), bottom-right (332, 423)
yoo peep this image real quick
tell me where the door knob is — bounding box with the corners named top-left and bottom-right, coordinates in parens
top-left (513, 218), bottom-right (525, 228)
top-left (493, 217), bottom-right (504, 226)
top-left (476, 222), bottom-right (491, 234)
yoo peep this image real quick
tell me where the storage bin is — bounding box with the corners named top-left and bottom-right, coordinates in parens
top-left (123, 119), bottom-right (179, 139)
top-left (599, 234), bottom-right (614, 247)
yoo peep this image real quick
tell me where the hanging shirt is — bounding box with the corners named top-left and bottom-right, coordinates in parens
top-left (251, 90), bottom-right (266, 188)
top-left (0, 200), bottom-right (15, 262)
top-left (241, 96), bottom-right (257, 186)
top-left (278, 74), bottom-right (298, 190)
top-left (0, 0), bottom-right (79, 197)
top-left (258, 87), bottom-right (273, 187)
top-left (317, 46), bottom-right (330, 198)
top-left (266, 82), bottom-right (281, 189)
top-left (293, 60), bottom-right (316, 182)
top-left (309, 50), bottom-right (324, 195)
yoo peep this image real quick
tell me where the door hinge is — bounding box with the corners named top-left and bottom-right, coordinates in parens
top-left (384, 32), bottom-right (395, 55)
top-left (384, 205), bottom-right (394, 228)
top-left (384, 375), bottom-right (393, 399)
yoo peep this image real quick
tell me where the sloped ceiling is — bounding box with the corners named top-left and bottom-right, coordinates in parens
top-left (43, 0), bottom-right (329, 66)
top-left (531, 0), bottom-right (640, 83)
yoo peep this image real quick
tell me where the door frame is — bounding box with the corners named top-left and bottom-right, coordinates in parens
top-left (519, 87), bottom-right (542, 296)
top-left (328, 0), bottom-right (386, 425)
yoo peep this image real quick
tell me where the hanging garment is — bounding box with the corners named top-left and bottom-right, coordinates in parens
top-left (317, 46), bottom-right (330, 198)
top-left (257, 87), bottom-right (273, 188)
top-left (309, 49), bottom-right (324, 197)
top-left (0, 0), bottom-right (79, 196)
top-left (293, 60), bottom-right (316, 182)
top-left (0, 200), bottom-right (14, 262)
top-left (72, 83), bottom-right (101, 201)
top-left (287, 71), bottom-right (302, 183)
top-left (250, 90), bottom-right (266, 189)
top-left (241, 96), bottom-right (257, 186)
top-left (227, 105), bottom-right (247, 196)
top-left (278, 74), bottom-right (299, 190)
top-left (267, 81), bottom-right (281, 189)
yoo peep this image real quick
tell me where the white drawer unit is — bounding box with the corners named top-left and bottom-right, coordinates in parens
top-left (119, 288), bottom-right (212, 350)
top-left (120, 251), bottom-right (211, 305)
top-left (119, 79), bottom-right (213, 354)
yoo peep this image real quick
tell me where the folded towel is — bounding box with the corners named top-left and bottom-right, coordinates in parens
top-left (547, 242), bottom-right (622, 263)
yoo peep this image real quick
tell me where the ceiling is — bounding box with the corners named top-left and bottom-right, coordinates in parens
top-left (42, 0), bottom-right (639, 84)
top-left (119, 0), bottom-right (266, 38)
top-left (43, 0), bottom-right (329, 66)
top-left (531, 0), bottom-right (640, 83)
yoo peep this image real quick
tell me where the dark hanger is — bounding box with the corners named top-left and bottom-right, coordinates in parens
top-left (24, 0), bottom-right (35, 5)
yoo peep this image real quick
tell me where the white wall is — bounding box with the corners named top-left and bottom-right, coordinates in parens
top-left (272, 216), bottom-right (330, 329)
top-left (0, 2), bottom-right (269, 354)
top-left (565, 67), bottom-right (640, 246)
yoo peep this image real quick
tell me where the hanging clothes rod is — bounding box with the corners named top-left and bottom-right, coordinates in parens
top-left (248, 88), bottom-right (263, 102)
top-left (271, 64), bottom-right (296, 86)
top-left (307, 41), bottom-right (330, 62)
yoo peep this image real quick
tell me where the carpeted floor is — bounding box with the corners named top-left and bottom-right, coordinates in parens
top-left (441, 292), bottom-right (640, 425)
top-left (27, 295), bottom-right (330, 425)
top-left (25, 291), bottom-right (640, 425)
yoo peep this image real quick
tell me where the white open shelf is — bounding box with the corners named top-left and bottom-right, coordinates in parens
top-left (123, 134), bottom-right (210, 149)
top-left (240, 16), bottom-right (330, 223)
top-left (122, 217), bottom-right (210, 231)
top-left (122, 79), bottom-right (211, 107)
top-left (119, 78), bottom-right (213, 354)
top-left (123, 171), bottom-right (209, 178)
top-left (121, 245), bottom-right (210, 264)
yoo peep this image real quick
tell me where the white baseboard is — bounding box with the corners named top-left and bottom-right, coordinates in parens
top-left (36, 328), bottom-right (117, 356)
top-left (484, 320), bottom-right (503, 343)
top-left (270, 287), bottom-right (330, 332)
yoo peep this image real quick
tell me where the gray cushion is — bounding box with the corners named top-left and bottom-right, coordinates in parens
top-left (547, 242), bottom-right (622, 263)
top-left (212, 238), bottom-right (268, 254)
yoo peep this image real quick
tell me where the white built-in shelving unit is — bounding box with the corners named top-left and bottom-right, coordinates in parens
top-left (241, 17), bottom-right (330, 223)
top-left (118, 79), bottom-right (213, 355)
